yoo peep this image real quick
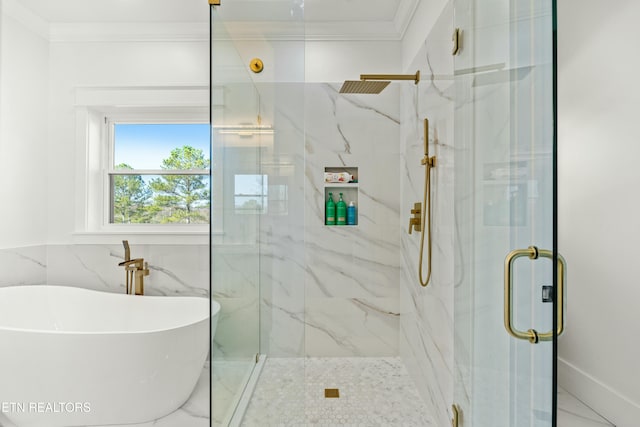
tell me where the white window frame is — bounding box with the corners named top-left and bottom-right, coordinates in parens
top-left (72, 87), bottom-right (222, 244)
top-left (105, 116), bottom-right (211, 227)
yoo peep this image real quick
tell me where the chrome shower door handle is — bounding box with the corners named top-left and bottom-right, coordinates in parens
top-left (504, 246), bottom-right (566, 344)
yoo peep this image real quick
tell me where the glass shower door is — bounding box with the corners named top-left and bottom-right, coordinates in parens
top-left (210, 5), bottom-right (263, 426)
top-left (453, 0), bottom-right (558, 426)
top-left (210, 1), bottom-right (306, 424)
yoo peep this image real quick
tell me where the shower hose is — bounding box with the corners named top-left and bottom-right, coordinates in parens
top-left (418, 118), bottom-right (435, 287)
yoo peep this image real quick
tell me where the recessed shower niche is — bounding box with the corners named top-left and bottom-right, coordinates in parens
top-left (324, 167), bottom-right (358, 226)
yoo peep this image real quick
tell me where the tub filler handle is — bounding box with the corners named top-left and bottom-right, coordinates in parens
top-left (119, 240), bottom-right (150, 295)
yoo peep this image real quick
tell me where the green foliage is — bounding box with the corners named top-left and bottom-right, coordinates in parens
top-left (112, 147), bottom-right (210, 224)
top-left (112, 164), bottom-right (152, 223)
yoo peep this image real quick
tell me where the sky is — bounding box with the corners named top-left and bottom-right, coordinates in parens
top-left (114, 123), bottom-right (210, 170)
top-left (113, 123), bottom-right (266, 209)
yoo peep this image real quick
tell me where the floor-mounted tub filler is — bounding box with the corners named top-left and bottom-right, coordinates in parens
top-left (0, 285), bottom-right (209, 427)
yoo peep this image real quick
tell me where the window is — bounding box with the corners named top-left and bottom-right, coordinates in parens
top-left (109, 123), bottom-right (210, 225)
top-left (234, 174), bottom-right (268, 214)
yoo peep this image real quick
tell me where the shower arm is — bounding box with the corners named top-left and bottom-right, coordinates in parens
top-left (359, 71), bottom-right (420, 85)
top-left (418, 118), bottom-right (436, 287)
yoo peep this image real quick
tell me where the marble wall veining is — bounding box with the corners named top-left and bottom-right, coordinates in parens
top-left (399, 2), bottom-right (455, 427)
top-left (0, 246), bottom-right (47, 287)
top-left (45, 244), bottom-right (209, 297)
top-left (0, 246), bottom-right (208, 299)
top-left (258, 82), bottom-right (307, 358)
top-left (303, 83), bottom-right (402, 357)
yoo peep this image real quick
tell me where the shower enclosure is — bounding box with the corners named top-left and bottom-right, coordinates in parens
top-left (211, 0), bottom-right (560, 425)
top-left (210, 2), bottom-right (306, 425)
top-left (453, 0), bottom-right (559, 426)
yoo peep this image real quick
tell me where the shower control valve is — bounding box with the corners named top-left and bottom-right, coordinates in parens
top-left (408, 202), bottom-right (422, 234)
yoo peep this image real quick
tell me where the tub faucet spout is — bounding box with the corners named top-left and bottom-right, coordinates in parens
top-left (118, 241), bottom-right (150, 295)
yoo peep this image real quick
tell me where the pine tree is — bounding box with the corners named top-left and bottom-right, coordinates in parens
top-left (149, 146), bottom-right (210, 224)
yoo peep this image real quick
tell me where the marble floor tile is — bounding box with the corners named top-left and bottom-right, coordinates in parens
top-left (557, 387), bottom-right (613, 427)
top-left (241, 357), bottom-right (435, 426)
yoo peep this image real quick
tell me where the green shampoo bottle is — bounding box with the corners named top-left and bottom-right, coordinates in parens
top-left (336, 192), bottom-right (347, 225)
top-left (326, 192), bottom-right (336, 225)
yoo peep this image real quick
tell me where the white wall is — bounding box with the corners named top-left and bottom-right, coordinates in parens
top-left (0, 1), bottom-right (49, 248)
top-left (558, 1), bottom-right (640, 425)
top-left (47, 39), bottom-right (209, 243)
top-left (401, 0), bottom-right (448, 72)
top-left (227, 39), bottom-right (402, 84)
top-left (306, 41), bottom-right (402, 83)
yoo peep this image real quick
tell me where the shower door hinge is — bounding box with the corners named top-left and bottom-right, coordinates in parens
top-left (451, 404), bottom-right (461, 427)
top-left (452, 28), bottom-right (461, 56)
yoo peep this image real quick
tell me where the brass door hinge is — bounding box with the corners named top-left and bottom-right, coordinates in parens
top-left (452, 28), bottom-right (461, 56)
top-left (452, 404), bottom-right (461, 427)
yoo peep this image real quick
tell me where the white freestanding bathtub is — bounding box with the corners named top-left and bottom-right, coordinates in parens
top-left (0, 285), bottom-right (210, 427)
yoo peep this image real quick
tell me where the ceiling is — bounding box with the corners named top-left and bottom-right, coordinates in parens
top-left (17, 0), bottom-right (418, 40)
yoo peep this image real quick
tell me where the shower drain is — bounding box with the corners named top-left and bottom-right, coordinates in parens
top-left (324, 388), bottom-right (340, 398)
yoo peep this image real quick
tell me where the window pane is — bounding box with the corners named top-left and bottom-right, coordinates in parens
top-left (234, 174), bottom-right (268, 214)
top-left (114, 124), bottom-right (210, 170)
top-left (110, 174), bottom-right (210, 224)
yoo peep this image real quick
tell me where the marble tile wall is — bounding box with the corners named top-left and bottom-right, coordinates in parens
top-left (398, 2), bottom-right (455, 427)
top-left (303, 83), bottom-right (402, 357)
top-left (258, 83), bottom-right (307, 358)
top-left (0, 245), bottom-right (46, 287)
top-left (45, 244), bottom-right (209, 297)
top-left (212, 245), bottom-right (259, 360)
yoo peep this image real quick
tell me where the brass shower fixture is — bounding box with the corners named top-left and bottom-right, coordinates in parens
top-left (250, 58), bottom-right (264, 74)
top-left (339, 70), bottom-right (420, 94)
top-left (408, 118), bottom-right (436, 287)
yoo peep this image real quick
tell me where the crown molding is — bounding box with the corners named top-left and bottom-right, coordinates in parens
top-left (1, 0), bottom-right (49, 40)
top-left (49, 21), bottom-right (405, 43)
top-left (218, 21), bottom-right (402, 42)
top-left (39, 2), bottom-right (419, 43)
top-left (394, 0), bottom-right (421, 38)
top-left (49, 22), bottom-right (209, 43)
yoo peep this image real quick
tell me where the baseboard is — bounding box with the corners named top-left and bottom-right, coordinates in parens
top-left (558, 357), bottom-right (640, 427)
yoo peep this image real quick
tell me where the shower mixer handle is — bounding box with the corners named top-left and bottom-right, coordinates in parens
top-left (408, 202), bottom-right (422, 234)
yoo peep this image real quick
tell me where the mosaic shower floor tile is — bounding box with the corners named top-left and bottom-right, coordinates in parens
top-left (241, 357), bottom-right (435, 426)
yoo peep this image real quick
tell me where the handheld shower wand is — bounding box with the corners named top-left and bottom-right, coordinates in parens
top-left (418, 118), bottom-right (436, 286)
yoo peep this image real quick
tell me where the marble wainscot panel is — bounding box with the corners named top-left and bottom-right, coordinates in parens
top-left (46, 244), bottom-right (209, 297)
top-left (399, 2), bottom-right (455, 427)
top-left (303, 83), bottom-right (401, 357)
top-left (0, 245), bottom-right (46, 287)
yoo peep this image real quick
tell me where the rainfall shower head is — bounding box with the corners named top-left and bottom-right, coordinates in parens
top-left (339, 70), bottom-right (420, 94)
top-left (340, 80), bottom-right (391, 94)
